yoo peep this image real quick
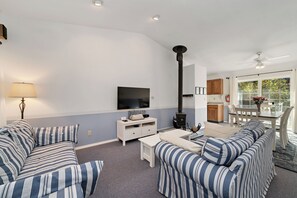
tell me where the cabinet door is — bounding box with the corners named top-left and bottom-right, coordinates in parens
top-left (207, 80), bottom-right (212, 95)
top-left (212, 79), bottom-right (223, 94)
top-left (207, 106), bottom-right (218, 121)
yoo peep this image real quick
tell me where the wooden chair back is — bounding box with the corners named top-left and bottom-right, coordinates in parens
top-left (279, 106), bottom-right (294, 147)
top-left (261, 103), bottom-right (272, 113)
top-left (234, 107), bottom-right (259, 126)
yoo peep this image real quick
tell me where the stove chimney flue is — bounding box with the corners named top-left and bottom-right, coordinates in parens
top-left (172, 45), bottom-right (187, 113)
top-left (172, 45), bottom-right (187, 130)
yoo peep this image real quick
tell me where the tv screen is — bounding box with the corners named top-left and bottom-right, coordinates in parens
top-left (117, 87), bottom-right (150, 110)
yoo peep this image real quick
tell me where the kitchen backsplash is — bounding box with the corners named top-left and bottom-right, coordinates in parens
top-left (207, 95), bottom-right (227, 105)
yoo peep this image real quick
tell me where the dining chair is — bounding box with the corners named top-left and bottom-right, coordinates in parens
top-left (277, 106), bottom-right (294, 149)
top-left (228, 104), bottom-right (235, 123)
top-left (234, 107), bottom-right (259, 127)
top-left (261, 103), bottom-right (272, 113)
top-left (228, 104), bottom-right (235, 113)
top-left (276, 102), bottom-right (284, 112)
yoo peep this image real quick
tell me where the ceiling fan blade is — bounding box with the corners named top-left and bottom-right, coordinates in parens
top-left (235, 62), bottom-right (255, 68)
top-left (267, 55), bottom-right (290, 61)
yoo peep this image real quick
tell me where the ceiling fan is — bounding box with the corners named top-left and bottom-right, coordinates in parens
top-left (244, 52), bottom-right (290, 70)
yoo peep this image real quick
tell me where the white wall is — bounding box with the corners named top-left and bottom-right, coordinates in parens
top-left (0, 17), bottom-right (178, 119)
top-left (183, 64), bottom-right (195, 109)
top-left (195, 65), bottom-right (207, 109)
top-left (194, 65), bottom-right (207, 125)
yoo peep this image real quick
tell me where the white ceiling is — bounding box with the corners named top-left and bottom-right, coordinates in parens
top-left (1, 0), bottom-right (297, 75)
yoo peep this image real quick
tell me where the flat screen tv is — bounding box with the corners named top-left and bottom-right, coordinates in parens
top-left (117, 87), bottom-right (150, 110)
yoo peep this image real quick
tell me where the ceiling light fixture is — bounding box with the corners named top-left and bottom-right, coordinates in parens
top-left (93, 0), bottom-right (103, 7)
top-left (152, 15), bottom-right (160, 21)
top-left (255, 61), bottom-right (265, 69)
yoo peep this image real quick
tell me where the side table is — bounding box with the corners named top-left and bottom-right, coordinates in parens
top-left (138, 129), bottom-right (191, 168)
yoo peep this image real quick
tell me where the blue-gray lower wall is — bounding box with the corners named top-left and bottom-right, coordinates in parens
top-left (23, 108), bottom-right (177, 147)
top-left (184, 108), bottom-right (195, 127)
top-left (11, 107), bottom-right (207, 147)
top-left (184, 108), bottom-right (207, 127)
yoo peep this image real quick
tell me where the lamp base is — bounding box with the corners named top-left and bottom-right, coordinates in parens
top-left (19, 98), bottom-right (26, 119)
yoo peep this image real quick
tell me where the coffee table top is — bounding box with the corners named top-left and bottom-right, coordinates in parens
top-left (138, 129), bottom-right (192, 147)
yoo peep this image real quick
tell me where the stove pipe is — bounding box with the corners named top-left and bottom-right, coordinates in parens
top-left (172, 45), bottom-right (187, 113)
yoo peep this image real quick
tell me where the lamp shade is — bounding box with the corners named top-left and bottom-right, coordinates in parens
top-left (9, 82), bottom-right (37, 98)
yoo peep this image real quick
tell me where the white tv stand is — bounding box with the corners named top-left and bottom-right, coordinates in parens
top-left (117, 117), bottom-right (157, 146)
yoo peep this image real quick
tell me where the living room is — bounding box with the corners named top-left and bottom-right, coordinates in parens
top-left (1, 0), bottom-right (297, 198)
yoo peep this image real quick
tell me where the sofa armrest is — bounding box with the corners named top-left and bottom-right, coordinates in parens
top-left (155, 141), bottom-right (237, 198)
top-left (0, 160), bottom-right (103, 198)
top-left (34, 124), bottom-right (79, 146)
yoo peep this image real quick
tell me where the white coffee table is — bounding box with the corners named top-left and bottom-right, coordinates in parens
top-left (138, 129), bottom-right (191, 168)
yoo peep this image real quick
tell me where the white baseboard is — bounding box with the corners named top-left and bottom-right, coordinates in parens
top-left (75, 127), bottom-right (173, 150)
top-left (75, 139), bottom-right (119, 150)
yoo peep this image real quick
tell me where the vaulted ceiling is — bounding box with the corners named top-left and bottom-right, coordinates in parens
top-left (1, 0), bottom-right (297, 74)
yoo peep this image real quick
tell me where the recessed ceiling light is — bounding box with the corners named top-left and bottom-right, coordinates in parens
top-left (93, 0), bottom-right (103, 7)
top-left (152, 15), bottom-right (160, 21)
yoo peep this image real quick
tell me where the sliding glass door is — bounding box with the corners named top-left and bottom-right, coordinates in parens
top-left (238, 77), bottom-right (290, 108)
top-left (261, 78), bottom-right (290, 111)
top-left (237, 75), bottom-right (292, 128)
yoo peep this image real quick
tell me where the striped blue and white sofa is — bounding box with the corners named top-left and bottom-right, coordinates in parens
top-left (155, 120), bottom-right (275, 198)
top-left (0, 120), bottom-right (103, 198)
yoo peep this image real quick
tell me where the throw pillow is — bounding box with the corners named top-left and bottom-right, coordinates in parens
top-left (34, 124), bottom-right (79, 146)
top-left (201, 132), bottom-right (254, 166)
top-left (3, 120), bottom-right (35, 158)
top-left (0, 131), bottom-right (26, 184)
top-left (241, 120), bottom-right (265, 141)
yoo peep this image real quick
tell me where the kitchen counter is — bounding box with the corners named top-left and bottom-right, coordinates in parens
top-left (207, 102), bottom-right (224, 105)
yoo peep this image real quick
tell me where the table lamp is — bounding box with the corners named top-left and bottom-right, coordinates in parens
top-left (9, 82), bottom-right (37, 119)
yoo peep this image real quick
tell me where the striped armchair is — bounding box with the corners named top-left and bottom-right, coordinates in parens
top-left (0, 120), bottom-right (103, 198)
top-left (155, 121), bottom-right (275, 198)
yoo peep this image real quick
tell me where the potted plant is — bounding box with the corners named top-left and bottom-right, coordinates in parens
top-left (252, 96), bottom-right (267, 112)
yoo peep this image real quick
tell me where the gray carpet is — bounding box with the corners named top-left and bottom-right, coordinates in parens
top-left (77, 140), bottom-right (297, 198)
top-left (273, 132), bottom-right (297, 172)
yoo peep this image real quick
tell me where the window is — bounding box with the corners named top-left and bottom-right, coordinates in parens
top-left (238, 77), bottom-right (290, 108)
top-left (238, 80), bottom-right (258, 106)
top-left (262, 78), bottom-right (290, 110)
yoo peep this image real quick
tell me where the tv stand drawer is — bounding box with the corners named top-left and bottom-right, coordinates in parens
top-left (142, 125), bottom-right (156, 137)
top-left (125, 127), bottom-right (142, 140)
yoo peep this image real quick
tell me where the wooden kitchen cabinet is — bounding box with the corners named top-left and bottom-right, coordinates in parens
top-left (207, 104), bottom-right (224, 122)
top-left (207, 80), bottom-right (212, 95)
top-left (207, 79), bottom-right (223, 95)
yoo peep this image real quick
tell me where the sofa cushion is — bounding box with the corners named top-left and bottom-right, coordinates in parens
top-left (0, 130), bottom-right (26, 184)
top-left (3, 120), bottom-right (35, 158)
top-left (42, 184), bottom-right (84, 198)
top-left (17, 142), bottom-right (78, 180)
top-left (241, 120), bottom-right (265, 141)
top-left (34, 124), bottom-right (79, 146)
top-left (201, 132), bottom-right (254, 166)
top-left (204, 122), bottom-right (239, 138)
